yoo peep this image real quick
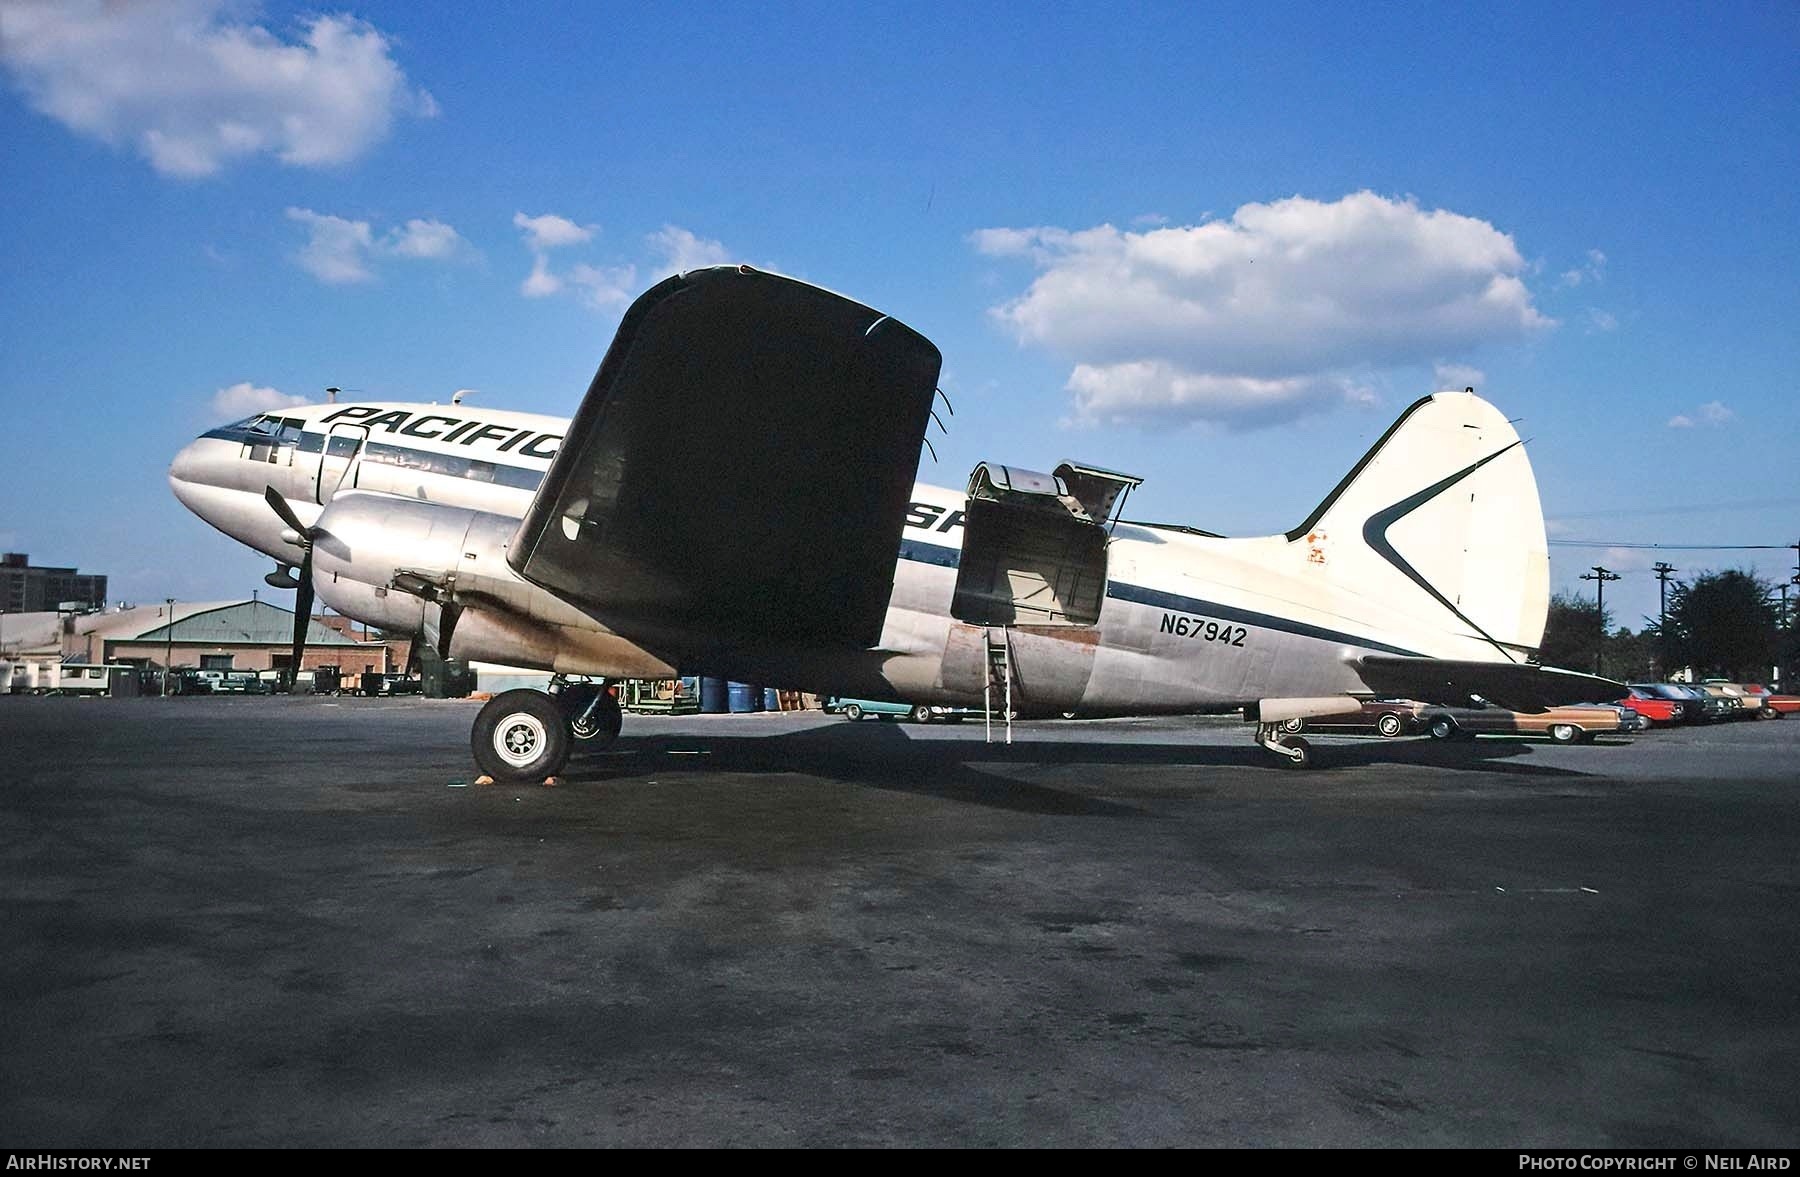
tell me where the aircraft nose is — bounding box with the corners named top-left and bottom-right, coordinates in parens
top-left (169, 437), bottom-right (205, 484)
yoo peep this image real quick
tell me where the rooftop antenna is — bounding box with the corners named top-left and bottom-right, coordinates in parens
top-left (326, 387), bottom-right (340, 404)
top-left (452, 388), bottom-right (475, 406)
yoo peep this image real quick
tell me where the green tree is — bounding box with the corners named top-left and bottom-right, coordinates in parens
top-left (1540, 592), bottom-right (1608, 673)
top-left (1603, 626), bottom-right (1657, 683)
top-left (1662, 569), bottom-right (1780, 680)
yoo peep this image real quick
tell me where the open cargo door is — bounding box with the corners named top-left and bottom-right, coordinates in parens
top-left (949, 461), bottom-right (1141, 627)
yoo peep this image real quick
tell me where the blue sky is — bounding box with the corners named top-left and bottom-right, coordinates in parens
top-left (2, 1), bottom-right (1796, 629)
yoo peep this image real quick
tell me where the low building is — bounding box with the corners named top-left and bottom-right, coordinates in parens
top-left (70, 599), bottom-right (387, 677)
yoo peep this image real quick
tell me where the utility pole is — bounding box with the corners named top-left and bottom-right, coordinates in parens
top-left (1579, 566), bottom-right (1621, 677)
top-left (1652, 562), bottom-right (1678, 678)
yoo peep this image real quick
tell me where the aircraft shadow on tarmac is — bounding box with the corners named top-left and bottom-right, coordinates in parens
top-left (554, 721), bottom-right (1598, 816)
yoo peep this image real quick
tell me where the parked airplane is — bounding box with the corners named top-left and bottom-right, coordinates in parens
top-left (169, 266), bottom-right (1618, 780)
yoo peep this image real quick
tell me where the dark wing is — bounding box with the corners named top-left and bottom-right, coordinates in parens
top-left (1355, 656), bottom-right (1626, 712)
top-left (507, 267), bottom-right (942, 649)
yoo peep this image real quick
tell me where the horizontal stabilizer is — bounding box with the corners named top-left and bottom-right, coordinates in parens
top-left (1355, 655), bottom-right (1625, 713)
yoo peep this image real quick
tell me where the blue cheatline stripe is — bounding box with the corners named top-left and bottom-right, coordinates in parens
top-left (895, 538), bottom-right (1422, 657)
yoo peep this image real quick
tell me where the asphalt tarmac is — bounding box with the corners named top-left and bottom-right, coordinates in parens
top-left (1, 696), bottom-right (1796, 1147)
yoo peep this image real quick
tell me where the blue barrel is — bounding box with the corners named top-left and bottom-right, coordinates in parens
top-left (763, 687), bottom-right (782, 712)
top-left (699, 676), bottom-right (729, 714)
top-left (727, 681), bottom-right (759, 713)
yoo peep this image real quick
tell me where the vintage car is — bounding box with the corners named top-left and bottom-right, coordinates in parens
top-left (1616, 687), bottom-right (1683, 726)
top-left (1419, 703), bottom-right (1626, 744)
top-left (824, 696), bottom-right (979, 723)
top-left (1694, 680), bottom-right (1755, 718)
top-left (1733, 683), bottom-right (1782, 719)
top-left (1281, 699), bottom-right (1426, 738)
top-left (1760, 690), bottom-right (1799, 718)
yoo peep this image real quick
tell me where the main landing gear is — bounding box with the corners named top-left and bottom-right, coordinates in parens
top-left (470, 677), bottom-right (622, 784)
top-left (1253, 721), bottom-right (1313, 769)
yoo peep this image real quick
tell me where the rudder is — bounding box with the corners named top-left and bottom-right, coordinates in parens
top-left (1289, 391), bottom-right (1549, 657)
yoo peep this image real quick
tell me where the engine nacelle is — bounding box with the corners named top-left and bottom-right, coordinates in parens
top-left (310, 491), bottom-right (677, 678)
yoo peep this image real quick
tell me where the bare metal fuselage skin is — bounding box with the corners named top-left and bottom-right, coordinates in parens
top-left (170, 398), bottom-right (1531, 716)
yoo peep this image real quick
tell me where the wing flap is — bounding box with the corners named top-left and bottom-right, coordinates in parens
top-left (1356, 655), bottom-right (1624, 712)
top-left (508, 267), bottom-right (942, 649)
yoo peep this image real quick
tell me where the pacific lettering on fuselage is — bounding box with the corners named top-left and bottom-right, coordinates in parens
top-left (319, 405), bottom-right (562, 460)
top-left (905, 502), bottom-right (965, 533)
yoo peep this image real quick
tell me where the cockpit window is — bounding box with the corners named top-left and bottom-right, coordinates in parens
top-left (241, 414), bottom-right (302, 463)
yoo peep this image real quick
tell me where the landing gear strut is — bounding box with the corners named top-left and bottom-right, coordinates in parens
top-left (469, 677), bottom-right (621, 784)
top-left (554, 679), bottom-right (622, 746)
top-left (1254, 721), bottom-right (1313, 769)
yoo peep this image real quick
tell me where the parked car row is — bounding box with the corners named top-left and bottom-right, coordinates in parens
top-left (1281, 678), bottom-right (1792, 744)
top-left (1283, 701), bottom-right (1635, 744)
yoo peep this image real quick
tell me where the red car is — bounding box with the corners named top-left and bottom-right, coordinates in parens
top-left (1758, 690), bottom-right (1798, 718)
top-left (1616, 687), bottom-right (1683, 726)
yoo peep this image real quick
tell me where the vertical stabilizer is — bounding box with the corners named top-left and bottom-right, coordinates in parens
top-left (1288, 391), bottom-right (1550, 657)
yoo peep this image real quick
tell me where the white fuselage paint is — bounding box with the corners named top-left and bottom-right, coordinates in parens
top-left (170, 401), bottom-right (1512, 715)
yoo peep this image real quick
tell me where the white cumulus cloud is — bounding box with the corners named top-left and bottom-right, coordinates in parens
top-left (211, 381), bottom-right (307, 418)
top-left (1433, 362), bottom-right (1487, 391)
top-left (973, 191), bottom-right (1554, 428)
top-left (648, 224), bottom-right (730, 275)
top-left (515, 218), bottom-right (728, 310)
top-left (1559, 248), bottom-right (1608, 288)
top-left (0, 1), bottom-right (434, 178)
top-left (568, 263), bottom-right (637, 309)
top-left (286, 207), bottom-right (465, 284)
top-left (1667, 400), bottom-right (1735, 429)
top-left (513, 211), bottom-right (595, 252)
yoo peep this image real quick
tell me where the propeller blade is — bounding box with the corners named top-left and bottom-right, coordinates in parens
top-left (263, 485), bottom-right (311, 541)
top-left (289, 550), bottom-right (314, 691)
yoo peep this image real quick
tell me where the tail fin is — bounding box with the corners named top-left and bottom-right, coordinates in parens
top-left (1289, 391), bottom-right (1549, 657)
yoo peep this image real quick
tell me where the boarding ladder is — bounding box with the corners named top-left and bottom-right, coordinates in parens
top-left (984, 627), bottom-right (1013, 745)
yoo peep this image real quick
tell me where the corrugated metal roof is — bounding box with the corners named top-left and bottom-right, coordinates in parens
top-left (89, 600), bottom-right (371, 646)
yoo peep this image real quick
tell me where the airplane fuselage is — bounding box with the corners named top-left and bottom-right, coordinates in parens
top-left (171, 400), bottom-right (1520, 716)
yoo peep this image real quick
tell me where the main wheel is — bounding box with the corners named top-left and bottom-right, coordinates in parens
top-left (1377, 713), bottom-right (1404, 738)
top-left (561, 684), bottom-right (622, 746)
top-left (842, 703), bottom-right (864, 721)
top-left (472, 689), bottom-right (571, 782)
top-left (1548, 723), bottom-right (1579, 744)
top-left (1429, 716), bottom-right (1458, 741)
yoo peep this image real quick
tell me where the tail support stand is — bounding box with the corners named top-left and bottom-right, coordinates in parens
top-left (1253, 720), bottom-right (1312, 769)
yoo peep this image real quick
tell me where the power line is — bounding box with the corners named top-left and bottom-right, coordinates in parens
top-left (1548, 541), bottom-right (1792, 550)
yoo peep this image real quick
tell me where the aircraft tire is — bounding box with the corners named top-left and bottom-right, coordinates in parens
top-left (1278, 737), bottom-right (1312, 769)
top-left (473, 689), bottom-right (571, 782)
